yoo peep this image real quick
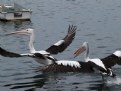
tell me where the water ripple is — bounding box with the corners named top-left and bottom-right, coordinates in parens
top-left (84, 33), bottom-right (96, 36)
top-left (0, 0), bottom-right (121, 91)
top-left (97, 46), bottom-right (107, 49)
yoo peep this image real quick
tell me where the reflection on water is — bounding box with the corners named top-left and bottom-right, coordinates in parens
top-left (0, 20), bottom-right (32, 31)
top-left (4, 73), bottom-right (47, 90)
top-left (88, 81), bottom-right (109, 91)
top-left (4, 72), bottom-right (121, 91)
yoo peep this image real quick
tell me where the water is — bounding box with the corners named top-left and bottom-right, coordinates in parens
top-left (0, 0), bottom-right (121, 90)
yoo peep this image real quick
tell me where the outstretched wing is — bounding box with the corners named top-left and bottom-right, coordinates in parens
top-left (46, 25), bottom-right (77, 54)
top-left (0, 47), bottom-right (22, 57)
top-left (40, 63), bottom-right (81, 73)
top-left (101, 54), bottom-right (121, 68)
top-left (39, 61), bottom-right (94, 73)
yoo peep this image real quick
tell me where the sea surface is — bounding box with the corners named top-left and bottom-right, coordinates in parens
top-left (0, 0), bottom-right (121, 91)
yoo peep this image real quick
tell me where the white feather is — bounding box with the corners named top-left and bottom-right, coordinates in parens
top-left (113, 50), bottom-right (121, 57)
top-left (20, 53), bottom-right (33, 56)
top-left (38, 50), bottom-right (50, 55)
top-left (54, 40), bottom-right (64, 46)
top-left (89, 58), bottom-right (107, 71)
top-left (56, 60), bottom-right (81, 68)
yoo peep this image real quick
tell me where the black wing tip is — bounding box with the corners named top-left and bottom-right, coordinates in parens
top-left (68, 25), bottom-right (77, 34)
top-left (0, 47), bottom-right (22, 57)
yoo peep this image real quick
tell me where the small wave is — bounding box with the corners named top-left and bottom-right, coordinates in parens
top-left (106, 77), bottom-right (121, 85)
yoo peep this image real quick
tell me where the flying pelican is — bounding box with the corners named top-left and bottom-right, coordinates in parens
top-left (73, 42), bottom-right (119, 80)
top-left (74, 42), bottom-right (121, 69)
top-left (0, 25), bottom-right (77, 65)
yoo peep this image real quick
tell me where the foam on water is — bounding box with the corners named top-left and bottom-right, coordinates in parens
top-left (106, 77), bottom-right (121, 85)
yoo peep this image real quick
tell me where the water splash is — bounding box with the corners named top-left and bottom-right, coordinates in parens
top-left (106, 77), bottom-right (121, 85)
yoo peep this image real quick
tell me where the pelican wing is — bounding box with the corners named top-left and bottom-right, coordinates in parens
top-left (41, 61), bottom-right (94, 73)
top-left (88, 61), bottom-right (115, 77)
top-left (0, 47), bottom-right (35, 58)
top-left (0, 47), bottom-right (22, 57)
top-left (101, 54), bottom-right (121, 68)
top-left (41, 63), bottom-right (81, 73)
top-left (46, 25), bottom-right (77, 54)
top-left (88, 61), bottom-right (107, 73)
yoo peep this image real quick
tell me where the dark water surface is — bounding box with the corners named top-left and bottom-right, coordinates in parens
top-left (1, 0), bottom-right (121, 91)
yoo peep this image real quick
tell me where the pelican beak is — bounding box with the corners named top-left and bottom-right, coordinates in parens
top-left (74, 46), bottom-right (86, 58)
top-left (6, 29), bottom-right (29, 35)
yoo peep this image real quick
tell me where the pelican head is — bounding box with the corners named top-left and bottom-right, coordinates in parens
top-left (8, 28), bottom-right (34, 35)
top-left (74, 42), bottom-right (88, 58)
top-left (8, 28), bottom-right (35, 53)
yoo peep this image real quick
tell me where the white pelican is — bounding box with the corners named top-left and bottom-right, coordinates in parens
top-left (0, 25), bottom-right (77, 65)
top-left (73, 42), bottom-right (117, 79)
top-left (74, 42), bottom-right (121, 69)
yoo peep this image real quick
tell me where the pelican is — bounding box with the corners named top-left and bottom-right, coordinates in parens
top-left (0, 25), bottom-right (77, 65)
top-left (73, 42), bottom-right (118, 80)
top-left (74, 42), bottom-right (121, 69)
